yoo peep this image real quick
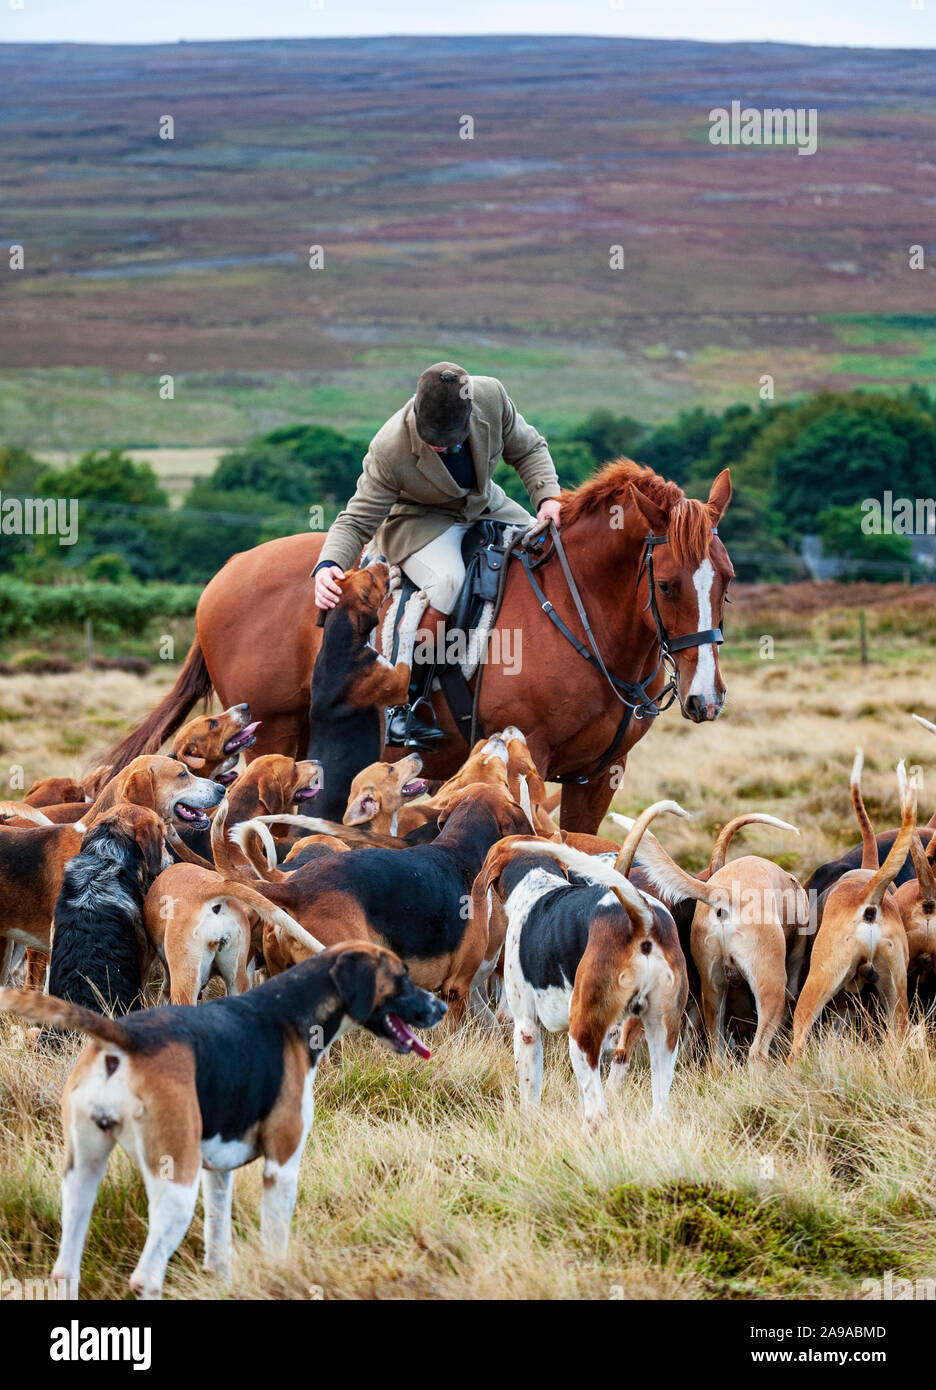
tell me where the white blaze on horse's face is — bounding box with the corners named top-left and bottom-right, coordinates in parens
top-left (683, 558), bottom-right (725, 722)
top-left (689, 559), bottom-right (715, 698)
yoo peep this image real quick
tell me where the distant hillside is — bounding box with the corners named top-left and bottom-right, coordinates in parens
top-left (0, 36), bottom-right (933, 446)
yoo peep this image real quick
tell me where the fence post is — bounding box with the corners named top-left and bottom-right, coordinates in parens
top-left (859, 609), bottom-right (868, 666)
top-left (84, 618), bottom-right (94, 666)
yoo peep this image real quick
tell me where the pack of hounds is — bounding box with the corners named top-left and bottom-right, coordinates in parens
top-left (1, 571), bottom-right (935, 1300)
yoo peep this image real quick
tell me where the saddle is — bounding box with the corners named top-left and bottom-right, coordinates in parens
top-left (382, 520), bottom-right (516, 743)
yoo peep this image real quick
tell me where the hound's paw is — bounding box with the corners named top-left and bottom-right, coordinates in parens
top-left (129, 1269), bottom-right (163, 1300)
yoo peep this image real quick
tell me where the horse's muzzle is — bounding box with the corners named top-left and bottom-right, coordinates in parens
top-left (682, 691), bottom-right (725, 723)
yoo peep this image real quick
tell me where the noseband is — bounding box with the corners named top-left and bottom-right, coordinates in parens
top-left (516, 521), bottom-right (724, 783)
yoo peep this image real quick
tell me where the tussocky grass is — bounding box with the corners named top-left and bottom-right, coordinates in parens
top-left (1, 1013), bottom-right (936, 1300)
top-left (2, 592), bottom-right (936, 1299)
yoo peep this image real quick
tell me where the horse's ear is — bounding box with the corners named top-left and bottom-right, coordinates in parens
top-left (629, 485), bottom-right (668, 535)
top-left (706, 468), bottom-right (732, 524)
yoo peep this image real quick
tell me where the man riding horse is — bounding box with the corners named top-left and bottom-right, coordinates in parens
top-left (101, 360), bottom-right (733, 835)
top-left (312, 361), bottom-right (563, 751)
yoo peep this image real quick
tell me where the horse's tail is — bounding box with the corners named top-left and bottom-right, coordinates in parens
top-left (99, 636), bottom-right (213, 778)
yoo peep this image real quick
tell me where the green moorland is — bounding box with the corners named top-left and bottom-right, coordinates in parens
top-left (2, 313), bottom-right (934, 455)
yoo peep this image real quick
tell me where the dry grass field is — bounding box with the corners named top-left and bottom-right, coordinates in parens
top-left (2, 623), bottom-right (936, 1300)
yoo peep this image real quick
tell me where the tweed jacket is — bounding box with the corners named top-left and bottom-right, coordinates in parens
top-left (317, 376), bottom-right (560, 571)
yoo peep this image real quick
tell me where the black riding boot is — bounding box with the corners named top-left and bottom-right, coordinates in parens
top-left (385, 604), bottom-right (449, 751)
top-left (385, 674), bottom-right (446, 751)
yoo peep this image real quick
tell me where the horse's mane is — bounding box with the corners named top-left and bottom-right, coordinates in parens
top-left (561, 458), bottom-right (714, 567)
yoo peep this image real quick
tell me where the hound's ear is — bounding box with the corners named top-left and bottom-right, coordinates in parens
top-left (478, 840), bottom-right (515, 898)
top-left (344, 791), bottom-right (379, 825)
top-left (329, 953), bottom-right (377, 1021)
top-left (433, 788), bottom-right (461, 828)
top-left (629, 484), bottom-right (669, 535)
top-left (258, 768), bottom-right (283, 814)
top-left (706, 468), bottom-right (732, 524)
top-left (136, 819), bottom-right (166, 882)
top-left (123, 769), bottom-right (157, 811)
top-left (234, 783), bottom-right (262, 819)
top-left (274, 759), bottom-right (299, 805)
top-left (179, 746), bottom-right (206, 769)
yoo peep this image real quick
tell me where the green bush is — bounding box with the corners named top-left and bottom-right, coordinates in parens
top-left (0, 578), bottom-right (201, 640)
top-left (85, 552), bottom-right (136, 585)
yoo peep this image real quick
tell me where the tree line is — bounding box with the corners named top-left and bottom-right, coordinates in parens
top-left (1, 386), bottom-right (932, 587)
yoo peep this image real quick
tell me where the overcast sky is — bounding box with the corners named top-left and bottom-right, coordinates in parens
top-left (2, 0), bottom-right (934, 49)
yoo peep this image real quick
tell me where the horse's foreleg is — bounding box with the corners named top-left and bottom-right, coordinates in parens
top-left (558, 766), bottom-right (619, 836)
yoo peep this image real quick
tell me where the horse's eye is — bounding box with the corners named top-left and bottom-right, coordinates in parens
top-left (658, 581), bottom-right (674, 598)
top-left (209, 718), bottom-right (218, 730)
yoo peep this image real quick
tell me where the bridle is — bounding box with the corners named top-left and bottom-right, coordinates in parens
top-left (515, 521), bottom-right (724, 784)
top-left (640, 530), bottom-right (725, 658)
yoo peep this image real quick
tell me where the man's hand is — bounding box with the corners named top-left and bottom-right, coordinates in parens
top-left (536, 498), bottom-right (562, 531)
top-left (314, 564), bottom-right (345, 610)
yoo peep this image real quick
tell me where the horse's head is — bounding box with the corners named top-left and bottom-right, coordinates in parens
top-left (628, 469), bottom-right (734, 723)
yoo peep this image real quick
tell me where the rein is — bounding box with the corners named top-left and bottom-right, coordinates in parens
top-left (514, 521), bottom-right (724, 784)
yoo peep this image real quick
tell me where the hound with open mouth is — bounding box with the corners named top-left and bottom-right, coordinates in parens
top-left (198, 755), bottom-right (323, 871)
top-left (205, 706), bottom-right (263, 786)
top-left (0, 756), bottom-right (225, 984)
top-left (44, 707), bottom-right (262, 818)
top-left (343, 753), bottom-right (430, 835)
top-left (0, 942), bottom-right (446, 1299)
top-left (212, 773), bottom-right (532, 1018)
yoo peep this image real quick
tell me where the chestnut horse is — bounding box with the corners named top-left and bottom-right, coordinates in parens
top-left (104, 461), bottom-right (734, 834)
